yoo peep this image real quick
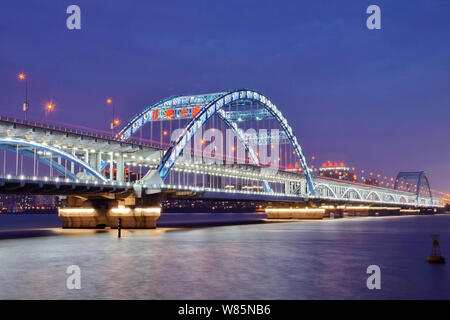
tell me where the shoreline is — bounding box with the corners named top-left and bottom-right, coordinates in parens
top-left (0, 213), bottom-right (448, 241)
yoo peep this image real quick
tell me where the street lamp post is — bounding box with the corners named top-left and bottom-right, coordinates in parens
top-left (107, 98), bottom-right (119, 134)
top-left (18, 73), bottom-right (29, 121)
top-left (107, 98), bottom-right (115, 132)
top-left (45, 102), bottom-right (54, 122)
top-left (113, 119), bottom-right (120, 132)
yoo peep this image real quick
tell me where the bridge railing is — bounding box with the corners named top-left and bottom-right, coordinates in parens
top-left (0, 173), bottom-right (134, 187)
top-left (0, 116), bottom-right (165, 150)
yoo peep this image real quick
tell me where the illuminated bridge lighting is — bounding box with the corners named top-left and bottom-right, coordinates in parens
top-left (0, 88), bottom-right (445, 210)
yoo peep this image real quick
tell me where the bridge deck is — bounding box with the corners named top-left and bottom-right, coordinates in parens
top-left (0, 177), bottom-right (132, 195)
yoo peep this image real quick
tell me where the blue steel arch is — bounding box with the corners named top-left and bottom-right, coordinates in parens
top-left (394, 171), bottom-right (432, 203)
top-left (216, 109), bottom-right (271, 192)
top-left (0, 138), bottom-right (107, 182)
top-left (315, 184), bottom-right (337, 198)
top-left (117, 91), bottom-right (273, 192)
top-left (341, 187), bottom-right (362, 200)
top-left (117, 93), bottom-right (227, 141)
top-left (366, 191), bottom-right (381, 201)
top-left (383, 194), bottom-right (396, 202)
top-left (123, 89), bottom-right (316, 195)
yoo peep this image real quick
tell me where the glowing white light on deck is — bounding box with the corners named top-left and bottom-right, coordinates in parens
top-left (111, 205), bottom-right (131, 214)
top-left (135, 207), bottom-right (161, 215)
top-left (265, 208), bottom-right (325, 214)
top-left (59, 208), bottom-right (96, 216)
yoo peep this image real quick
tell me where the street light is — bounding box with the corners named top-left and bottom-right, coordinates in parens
top-left (111, 118), bottom-right (121, 131)
top-left (18, 73), bottom-right (29, 120)
top-left (107, 98), bottom-right (117, 133)
top-left (45, 102), bottom-right (54, 121)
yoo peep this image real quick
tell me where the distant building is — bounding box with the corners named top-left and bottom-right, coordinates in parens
top-left (319, 162), bottom-right (357, 182)
top-left (0, 194), bottom-right (59, 213)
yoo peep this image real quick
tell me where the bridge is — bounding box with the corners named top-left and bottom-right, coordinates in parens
top-left (0, 89), bottom-right (444, 228)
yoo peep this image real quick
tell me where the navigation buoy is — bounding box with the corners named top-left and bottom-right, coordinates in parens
top-left (427, 234), bottom-right (445, 263)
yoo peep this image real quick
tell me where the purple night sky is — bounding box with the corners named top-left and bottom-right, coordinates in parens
top-left (0, 1), bottom-right (449, 192)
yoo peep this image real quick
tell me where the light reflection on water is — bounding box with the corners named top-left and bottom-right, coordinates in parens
top-left (0, 215), bottom-right (449, 299)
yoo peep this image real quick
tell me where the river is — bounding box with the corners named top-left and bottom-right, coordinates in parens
top-left (0, 214), bottom-right (449, 299)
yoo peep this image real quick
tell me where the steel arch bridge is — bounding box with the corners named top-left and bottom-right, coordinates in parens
top-left (0, 89), bottom-right (442, 209)
top-left (117, 89), bottom-right (316, 195)
top-left (312, 178), bottom-right (433, 205)
top-left (0, 138), bottom-right (107, 182)
top-left (394, 171), bottom-right (433, 204)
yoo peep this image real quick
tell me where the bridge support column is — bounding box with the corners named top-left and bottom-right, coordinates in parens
top-left (59, 195), bottom-right (161, 229)
top-left (109, 152), bottom-right (114, 182)
top-left (96, 151), bottom-right (102, 173)
top-left (117, 153), bottom-right (124, 182)
top-left (301, 181), bottom-right (307, 195)
top-left (88, 152), bottom-right (96, 168)
top-left (284, 181), bottom-right (291, 194)
top-left (71, 148), bottom-right (76, 174)
top-left (84, 149), bottom-right (89, 174)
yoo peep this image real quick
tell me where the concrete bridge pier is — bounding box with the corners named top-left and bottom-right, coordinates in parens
top-left (58, 197), bottom-right (110, 228)
top-left (265, 204), bottom-right (324, 219)
top-left (58, 193), bottom-right (161, 229)
top-left (419, 207), bottom-right (438, 215)
top-left (321, 206), bottom-right (344, 218)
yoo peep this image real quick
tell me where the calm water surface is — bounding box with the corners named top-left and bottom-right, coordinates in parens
top-left (0, 214), bottom-right (449, 299)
